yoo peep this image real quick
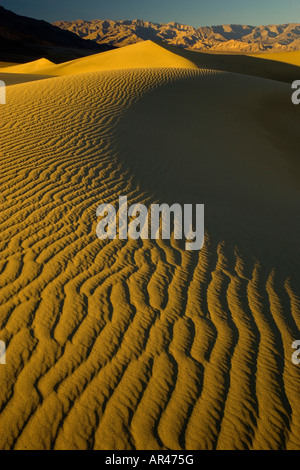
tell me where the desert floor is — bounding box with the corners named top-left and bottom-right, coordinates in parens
top-left (0, 41), bottom-right (299, 450)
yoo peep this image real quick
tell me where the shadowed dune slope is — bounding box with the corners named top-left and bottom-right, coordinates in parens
top-left (156, 41), bottom-right (300, 83)
top-left (0, 62), bottom-right (299, 450)
top-left (0, 62), bottom-right (18, 68)
top-left (0, 72), bottom-right (54, 86)
top-left (0, 58), bottom-right (54, 74)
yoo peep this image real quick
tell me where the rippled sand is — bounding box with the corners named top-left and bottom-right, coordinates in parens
top-left (0, 42), bottom-right (299, 450)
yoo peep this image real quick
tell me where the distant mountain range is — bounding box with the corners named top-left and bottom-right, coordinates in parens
top-left (53, 19), bottom-right (300, 52)
top-left (0, 6), bottom-right (114, 63)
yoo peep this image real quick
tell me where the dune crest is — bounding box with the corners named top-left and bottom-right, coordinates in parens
top-left (0, 41), bottom-right (197, 77)
top-left (2, 41), bottom-right (300, 87)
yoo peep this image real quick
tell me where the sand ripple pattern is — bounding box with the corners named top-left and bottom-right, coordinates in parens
top-left (0, 68), bottom-right (299, 450)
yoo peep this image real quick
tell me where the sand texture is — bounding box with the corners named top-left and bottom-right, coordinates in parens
top-left (0, 41), bottom-right (299, 450)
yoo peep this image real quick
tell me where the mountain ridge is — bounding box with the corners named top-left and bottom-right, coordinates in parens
top-left (0, 6), bottom-right (114, 63)
top-left (53, 18), bottom-right (300, 52)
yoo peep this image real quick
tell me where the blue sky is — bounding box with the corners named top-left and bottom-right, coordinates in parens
top-left (1, 0), bottom-right (300, 27)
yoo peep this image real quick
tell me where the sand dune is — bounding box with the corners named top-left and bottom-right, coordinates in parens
top-left (0, 72), bottom-right (54, 87)
top-left (1, 58), bottom-right (54, 74)
top-left (0, 62), bottom-right (18, 68)
top-left (0, 41), bottom-right (299, 450)
top-left (1, 42), bottom-right (197, 77)
top-left (0, 59), bottom-right (55, 86)
top-left (1, 41), bottom-right (300, 84)
top-left (250, 51), bottom-right (300, 67)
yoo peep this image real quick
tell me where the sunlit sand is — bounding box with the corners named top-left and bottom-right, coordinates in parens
top-left (250, 50), bottom-right (300, 66)
top-left (0, 41), bottom-right (299, 450)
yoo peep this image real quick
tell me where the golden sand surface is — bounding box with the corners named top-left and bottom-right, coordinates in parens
top-left (1, 42), bottom-right (196, 75)
top-left (250, 51), bottom-right (300, 67)
top-left (0, 41), bottom-right (299, 450)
